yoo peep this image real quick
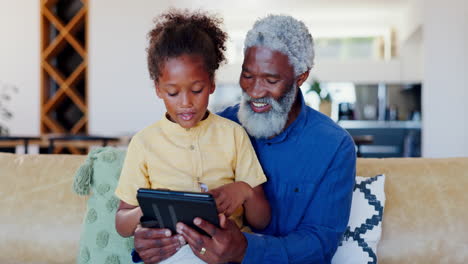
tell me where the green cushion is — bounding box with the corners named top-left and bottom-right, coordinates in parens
top-left (73, 147), bottom-right (133, 264)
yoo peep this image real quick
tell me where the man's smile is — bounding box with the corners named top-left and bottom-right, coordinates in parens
top-left (250, 101), bottom-right (272, 113)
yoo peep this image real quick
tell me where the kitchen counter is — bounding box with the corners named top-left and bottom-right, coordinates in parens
top-left (338, 120), bottom-right (421, 129)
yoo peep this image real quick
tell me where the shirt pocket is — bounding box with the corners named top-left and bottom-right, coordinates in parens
top-left (274, 182), bottom-right (316, 234)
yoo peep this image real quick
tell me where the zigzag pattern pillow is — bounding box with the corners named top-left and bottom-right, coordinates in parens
top-left (332, 174), bottom-right (386, 264)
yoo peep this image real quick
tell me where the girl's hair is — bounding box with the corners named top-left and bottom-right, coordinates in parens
top-left (147, 9), bottom-right (227, 81)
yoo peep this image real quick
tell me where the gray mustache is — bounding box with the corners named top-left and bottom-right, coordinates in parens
top-left (244, 96), bottom-right (275, 105)
top-left (242, 94), bottom-right (279, 108)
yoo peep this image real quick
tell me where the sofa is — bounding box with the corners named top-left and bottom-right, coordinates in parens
top-left (1, 152), bottom-right (467, 264)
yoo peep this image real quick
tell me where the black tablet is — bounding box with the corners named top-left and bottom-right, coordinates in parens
top-left (136, 188), bottom-right (219, 236)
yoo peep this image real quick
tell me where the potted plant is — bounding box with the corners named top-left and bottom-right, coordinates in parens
top-left (0, 81), bottom-right (18, 136)
top-left (306, 80), bottom-right (332, 117)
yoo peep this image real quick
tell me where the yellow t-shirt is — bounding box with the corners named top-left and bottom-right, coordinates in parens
top-left (115, 112), bottom-right (266, 229)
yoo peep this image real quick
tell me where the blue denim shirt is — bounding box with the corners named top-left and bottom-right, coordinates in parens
top-left (218, 91), bottom-right (356, 264)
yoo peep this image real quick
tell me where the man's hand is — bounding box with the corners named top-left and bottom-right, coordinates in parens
top-left (209, 182), bottom-right (253, 216)
top-left (133, 224), bottom-right (185, 263)
top-left (176, 214), bottom-right (247, 264)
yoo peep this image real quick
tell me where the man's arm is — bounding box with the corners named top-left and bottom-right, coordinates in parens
top-left (178, 135), bottom-right (356, 263)
top-left (243, 135), bottom-right (356, 263)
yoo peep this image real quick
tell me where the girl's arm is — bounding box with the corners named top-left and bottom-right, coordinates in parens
top-left (243, 184), bottom-right (271, 230)
top-left (210, 182), bottom-right (271, 230)
top-left (115, 200), bottom-right (143, 237)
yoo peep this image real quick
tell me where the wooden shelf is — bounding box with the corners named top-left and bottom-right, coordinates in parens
top-left (40, 0), bottom-right (88, 154)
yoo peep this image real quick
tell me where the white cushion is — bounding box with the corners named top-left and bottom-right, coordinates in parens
top-left (332, 174), bottom-right (386, 264)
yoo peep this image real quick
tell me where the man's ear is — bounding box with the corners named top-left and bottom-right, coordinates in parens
top-left (296, 70), bottom-right (310, 87)
top-left (154, 81), bottom-right (162, 98)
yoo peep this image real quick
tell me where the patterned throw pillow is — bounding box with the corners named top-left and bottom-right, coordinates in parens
top-left (73, 147), bottom-right (133, 264)
top-left (332, 174), bottom-right (386, 264)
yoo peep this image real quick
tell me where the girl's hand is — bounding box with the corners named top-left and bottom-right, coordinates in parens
top-left (208, 182), bottom-right (253, 216)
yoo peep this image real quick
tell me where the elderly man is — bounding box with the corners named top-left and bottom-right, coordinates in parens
top-left (134, 15), bottom-right (356, 264)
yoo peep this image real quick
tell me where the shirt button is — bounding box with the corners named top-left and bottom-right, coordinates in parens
top-left (189, 145), bottom-right (195, 150)
top-left (267, 143), bottom-right (272, 146)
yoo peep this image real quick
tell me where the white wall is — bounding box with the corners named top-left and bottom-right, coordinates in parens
top-left (399, 0), bottom-right (423, 44)
top-left (0, 1), bottom-right (40, 135)
top-left (312, 60), bottom-right (402, 83)
top-left (88, 0), bottom-right (167, 135)
top-left (398, 0), bottom-right (423, 83)
top-left (422, 0), bottom-right (468, 157)
top-left (399, 27), bottom-right (423, 83)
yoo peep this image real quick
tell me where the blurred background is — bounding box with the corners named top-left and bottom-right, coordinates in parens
top-left (0, 0), bottom-right (467, 158)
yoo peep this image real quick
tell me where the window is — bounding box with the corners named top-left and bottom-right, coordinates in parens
top-left (315, 37), bottom-right (384, 60)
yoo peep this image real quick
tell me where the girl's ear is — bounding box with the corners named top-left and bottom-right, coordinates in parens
top-left (209, 77), bottom-right (216, 94)
top-left (209, 83), bottom-right (216, 95)
top-left (154, 81), bottom-right (162, 98)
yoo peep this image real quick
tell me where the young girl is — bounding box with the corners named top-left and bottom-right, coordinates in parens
top-left (114, 10), bottom-right (270, 263)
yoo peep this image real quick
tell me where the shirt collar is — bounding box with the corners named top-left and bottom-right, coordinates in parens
top-left (257, 90), bottom-right (308, 144)
top-left (161, 111), bottom-right (213, 135)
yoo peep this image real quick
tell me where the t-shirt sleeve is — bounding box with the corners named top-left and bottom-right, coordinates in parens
top-left (114, 135), bottom-right (150, 206)
top-left (233, 127), bottom-right (267, 188)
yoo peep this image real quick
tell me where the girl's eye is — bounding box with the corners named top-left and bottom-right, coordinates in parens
top-left (192, 88), bottom-right (203, 94)
top-left (168, 92), bottom-right (178, 97)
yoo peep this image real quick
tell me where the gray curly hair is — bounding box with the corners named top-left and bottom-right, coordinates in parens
top-left (244, 15), bottom-right (314, 76)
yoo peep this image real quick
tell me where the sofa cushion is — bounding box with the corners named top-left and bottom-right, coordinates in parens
top-left (332, 174), bottom-right (386, 264)
top-left (357, 158), bottom-right (468, 264)
top-left (0, 153), bottom-right (87, 264)
top-left (74, 147), bottom-right (134, 264)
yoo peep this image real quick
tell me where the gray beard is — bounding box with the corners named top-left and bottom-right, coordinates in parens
top-left (238, 85), bottom-right (297, 139)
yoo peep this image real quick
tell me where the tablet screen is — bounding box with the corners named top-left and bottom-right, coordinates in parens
top-left (137, 188), bottom-right (220, 236)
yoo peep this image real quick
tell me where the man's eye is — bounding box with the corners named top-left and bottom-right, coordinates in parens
top-left (242, 74), bottom-right (253, 79)
top-left (266, 79), bottom-right (279, 84)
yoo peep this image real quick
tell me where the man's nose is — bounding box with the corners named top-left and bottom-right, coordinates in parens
top-left (249, 79), bottom-right (267, 99)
